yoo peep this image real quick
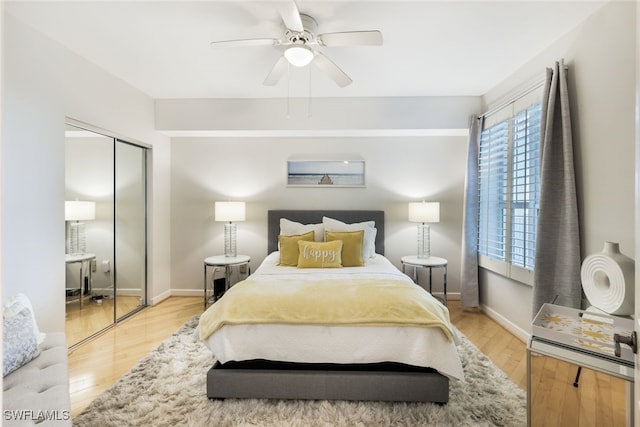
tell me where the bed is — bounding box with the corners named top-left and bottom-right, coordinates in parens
top-left (199, 210), bottom-right (463, 403)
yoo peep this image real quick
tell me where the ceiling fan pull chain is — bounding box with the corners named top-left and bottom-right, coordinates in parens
top-left (286, 62), bottom-right (291, 119)
top-left (308, 65), bottom-right (312, 118)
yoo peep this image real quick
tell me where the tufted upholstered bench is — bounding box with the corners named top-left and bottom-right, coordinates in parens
top-left (3, 333), bottom-right (72, 426)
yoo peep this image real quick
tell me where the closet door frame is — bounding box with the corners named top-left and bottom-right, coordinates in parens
top-left (65, 117), bottom-right (150, 346)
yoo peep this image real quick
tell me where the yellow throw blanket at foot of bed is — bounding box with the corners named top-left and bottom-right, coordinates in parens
top-left (198, 277), bottom-right (454, 342)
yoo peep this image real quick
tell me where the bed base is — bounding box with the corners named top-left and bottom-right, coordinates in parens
top-left (207, 360), bottom-right (449, 403)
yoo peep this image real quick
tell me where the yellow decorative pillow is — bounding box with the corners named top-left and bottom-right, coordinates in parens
top-left (325, 230), bottom-right (365, 267)
top-left (278, 231), bottom-right (315, 266)
top-left (297, 240), bottom-right (343, 268)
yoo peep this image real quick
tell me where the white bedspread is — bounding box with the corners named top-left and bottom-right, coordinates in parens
top-left (200, 252), bottom-right (464, 381)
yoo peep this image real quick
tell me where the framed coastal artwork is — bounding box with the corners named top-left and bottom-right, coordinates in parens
top-left (287, 155), bottom-right (365, 187)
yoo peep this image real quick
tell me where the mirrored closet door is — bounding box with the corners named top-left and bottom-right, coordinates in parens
top-left (65, 122), bottom-right (148, 348)
top-left (114, 140), bottom-right (147, 320)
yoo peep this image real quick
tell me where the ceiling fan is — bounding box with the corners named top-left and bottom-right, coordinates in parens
top-left (210, 1), bottom-right (383, 88)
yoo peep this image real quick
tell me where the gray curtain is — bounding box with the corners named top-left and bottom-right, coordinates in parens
top-left (460, 115), bottom-right (482, 307)
top-left (532, 59), bottom-right (581, 316)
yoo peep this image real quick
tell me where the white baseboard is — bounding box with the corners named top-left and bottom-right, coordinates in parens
top-left (438, 293), bottom-right (530, 343)
top-left (90, 288), bottom-right (190, 306)
top-left (169, 289), bottom-right (203, 297)
top-left (435, 292), bottom-right (460, 301)
top-left (149, 289), bottom-right (202, 305)
top-left (480, 304), bottom-right (530, 343)
top-left (92, 287), bottom-right (142, 297)
top-left (150, 289), bottom-right (172, 305)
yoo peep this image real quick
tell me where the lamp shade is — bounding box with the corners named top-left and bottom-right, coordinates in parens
top-left (65, 201), bottom-right (96, 221)
top-left (408, 202), bottom-right (440, 223)
top-left (284, 45), bottom-right (314, 67)
top-left (215, 201), bottom-right (246, 222)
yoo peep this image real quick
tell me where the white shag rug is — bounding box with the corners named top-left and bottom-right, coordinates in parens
top-left (74, 317), bottom-right (525, 426)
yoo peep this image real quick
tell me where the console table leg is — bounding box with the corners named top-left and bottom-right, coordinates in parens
top-left (626, 381), bottom-right (634, 427)
top-left (526, 348), bottom-right (532, 426)
top-left (573, 367), bottom-right (581, 387)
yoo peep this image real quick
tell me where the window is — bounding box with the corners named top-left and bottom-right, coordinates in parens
top-left (478, 97), bottom-right (542, 285)
top-left (510, 104), bottom-right (541, 270)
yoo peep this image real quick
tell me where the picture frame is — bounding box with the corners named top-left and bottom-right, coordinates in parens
top-left (287, 156), bottom-right (365, 188)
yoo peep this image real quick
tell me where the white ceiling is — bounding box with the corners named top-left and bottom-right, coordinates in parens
top-left (5, 1), bottom-right (607, 99)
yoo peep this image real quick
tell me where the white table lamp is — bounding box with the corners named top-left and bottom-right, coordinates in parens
top-left (65, 200), bottom-right (96, 255)
top-left (408, 201), bottom-right (440, 259)
top-left (215, 201), bottom-right (246, 257)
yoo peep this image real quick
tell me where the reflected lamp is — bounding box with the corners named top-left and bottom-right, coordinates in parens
top-left (65, 200), bottom-right (96, 255)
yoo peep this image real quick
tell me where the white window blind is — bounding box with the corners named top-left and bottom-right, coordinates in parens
top-left (478, 120), bottom-right (508, 262)
top-left (510, 104), bottom-right (541, 270)
top-left (478, 92), bottom-right (542, 285)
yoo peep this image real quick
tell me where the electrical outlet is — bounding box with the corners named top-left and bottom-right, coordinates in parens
top-left (239, 264), bottom-right (247, 274)
top-left (91, 259), bottom-right (97, 272)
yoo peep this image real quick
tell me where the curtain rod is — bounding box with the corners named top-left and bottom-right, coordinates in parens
top-left (481, 65), bottom-right (568, 119)
top-left (480, 79), bottom-right (544, 119)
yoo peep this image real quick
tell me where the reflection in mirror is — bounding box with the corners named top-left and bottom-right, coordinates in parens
top-left (65, 123), bottom-right (148, 347)
top-left (65, 124), bottom-right (115, 347)
top-left (115, 140), bottom-right (147, 320)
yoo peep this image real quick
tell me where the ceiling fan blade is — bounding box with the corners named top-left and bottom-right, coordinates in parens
top-left (263, 56), bottom-right (289, 86)
top-left (275, 1), bottom-right (303, 32)
top-left (312, 52), bottom-right (352, 88)
top-left (318, 31), bottom-right (383, 47)
top-left (210, 38), bottom-right (280, 48)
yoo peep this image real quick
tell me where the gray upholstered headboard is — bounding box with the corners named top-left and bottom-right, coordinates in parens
top-left (268, 210), bottom-right (385, 255)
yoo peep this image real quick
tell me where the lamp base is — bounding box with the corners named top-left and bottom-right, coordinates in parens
top-left (417, 223), bottom-right (431, 259)
top-left (67, 221), bottom-right (87, 255)
top-left (224, 223), bottom-right (237, 257)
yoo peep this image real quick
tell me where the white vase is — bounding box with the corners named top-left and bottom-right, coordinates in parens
top-left (580, 241), bottom-right (635, 315)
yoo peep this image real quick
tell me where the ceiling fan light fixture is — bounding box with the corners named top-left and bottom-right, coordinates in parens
top-left (284, 45), bottom-right (314, 67)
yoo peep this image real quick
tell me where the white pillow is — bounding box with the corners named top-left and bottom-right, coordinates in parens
top-left (3, 293), bottom-right (45, 345)
top-left (280, 218), bottom-right (324, 242)
top-left (322, 216), bottom-right (377, 259)
top-left (3, 308), bottom-right (40, 376)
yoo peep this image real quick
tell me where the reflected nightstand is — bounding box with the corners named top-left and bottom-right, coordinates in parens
top-left (65, 253), bottom-right (96, 308)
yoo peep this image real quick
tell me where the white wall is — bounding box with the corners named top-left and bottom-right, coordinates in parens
top-left (169, 135), bottom-right (469, 298)
top-left (481, 1), bottom-right (636, 338)
top-left (2, 14), bottom-right (171, 332)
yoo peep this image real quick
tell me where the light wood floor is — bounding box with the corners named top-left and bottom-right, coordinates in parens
top-left (67, 296), bottom-right (202, 417)
top-left (67, 298), bottom-right (627, 426)
top-left (66, 295), bottom-right (142, 347)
